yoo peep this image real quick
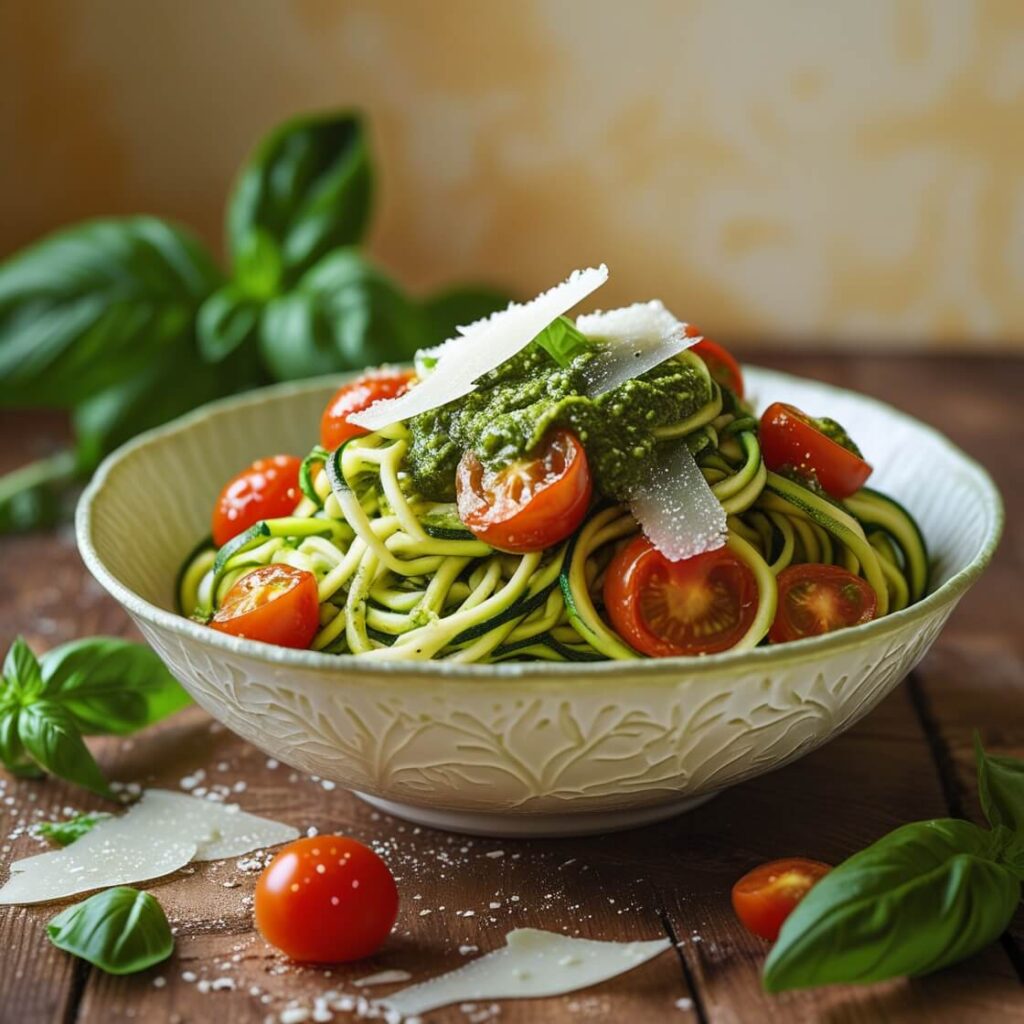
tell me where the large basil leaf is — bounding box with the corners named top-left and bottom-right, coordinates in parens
top-left (17, 702), bottom-right (112, 797)
top-left (48, 887), bottom-right (173, 974)
top-left (39, 637), bottom-right (190, 736)
top-left (421, 285), bottom-right (511, 345)
top-left (0, 706), bottom-right (38, 777)
top-left (763, 819), bottom-right (1021, 990)
top-left (0, 218), bottom-right (222, 408)
top-left (227, 113), bottom-right (372, 292)
top-left (976, 735), bottom-right (1024, 835)
top-left (259, 249), bottom-right (428, 380)
top-left (196, 283), bottom-right (263, 363)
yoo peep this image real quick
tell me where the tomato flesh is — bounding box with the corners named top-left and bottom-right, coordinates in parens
top-left (759, 402), bottom-right (871, 499)
top-left (732, 858), bottom-right (832, 940)
top-left (456, 428), bottom-right (592, 553)
top-left (212, 455), bottom-right (301, 547)
top-left (770, 564), bottom-right (877, 644)
top-left (211, 564), bottom-right (320, 649)
top-left (320, 370), bottom-right (416, 450)
top-left (690, 331), bottom-right (744, 398)
top-left (255, 836), bottom-right (399, 963)
top-left (603, 536), bottom-right (758, 657)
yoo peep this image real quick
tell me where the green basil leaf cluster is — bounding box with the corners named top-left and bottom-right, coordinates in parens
top-left (763, 739), bottom-right (1024, 991)
top-left (0, 636), bottom-right (190, 796)
top-left (38, 812), bottom-right (109, 846)
top-left (48, 886), bottom-right (173, 974)
top-left (0, 111), bottom-right (510, 531)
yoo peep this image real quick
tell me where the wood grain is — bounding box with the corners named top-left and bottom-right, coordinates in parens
top-left (1, 355), bottom-right (1021, 1023)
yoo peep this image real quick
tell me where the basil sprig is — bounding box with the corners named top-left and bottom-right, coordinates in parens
top-left (48, 887), bottom-right (173, 975)
top-left (0, 636), bottom-right (190, 796)
top-left (0, 111), bottom-right (510, 531)
top-left (764, 739), bottom-right (1024, 990)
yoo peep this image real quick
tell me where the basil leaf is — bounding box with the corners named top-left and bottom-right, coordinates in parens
top-left (0, 217), bottom-right (221, 408)
top-left (259, 249), bottom-right (428, 380)
top-left (38, 812), bottom-right (109, 846)
top-left (40, 637), bottom-right (190, 736)
top-left (421, 286), bottom-right (511, 345)
top-left (976, 734), bottom-right (1024, 835)
top-left (763, 819), bottom-right (1021, 991)
top-left (0, 706), bottom-right (38, 776)
top-left (196, 284), bottom-right (262, 363)
top-left (48, 887), bottom-right (173, 975)
top-left (228, 113), bottom-right (372, 290)
top-left (532, 315), bottom-right (590, 368)
top-left (4, 635), bottom-right (44, 700)
top-left (18, 701), bottom-right (112, 797)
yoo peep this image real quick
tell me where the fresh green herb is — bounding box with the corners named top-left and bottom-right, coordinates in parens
top-left (0, 636), bottom-right (190, 796)
top-left (763, 738), bottom-right (1024, 991)
top-left (0, 111), bottom-right (510, 531)
top-left (48, 887), bottom-right (173, 975)
top-left (37, 812), bottom-right (109, 846)
top-left (532, 315), bottom-right (590, 368)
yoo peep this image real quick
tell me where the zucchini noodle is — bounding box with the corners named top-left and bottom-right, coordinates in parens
top-left (179, 355), bottom-right (928, 662)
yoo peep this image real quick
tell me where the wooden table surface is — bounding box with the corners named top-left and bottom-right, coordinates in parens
top-left (1, 353), bottom-right (1022, 1024)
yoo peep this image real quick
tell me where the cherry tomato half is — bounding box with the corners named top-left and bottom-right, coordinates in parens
top-left (211, 564), bottom-right (319, 649)
top-left (759, 403), bottom-right (871, 499)
top-left (455, 428), bottom-right (592, 553)
top-left (688, 326), bottom-right (744, 398)
top-left (770, 564), bottom-right (877, 644)
top-left (320, 369), bottom-right (416, 451)
top-left (212, 455), bottom-right (302, 548)
top-left (732, 858), bottom-right (832, 940)
top-left (603, 537), bottom-right (758, 657)
top-left (255, 836), bottom-right (399, 963)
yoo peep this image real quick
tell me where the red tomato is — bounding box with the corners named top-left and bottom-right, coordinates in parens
top-left (732, 858), bottom-right (832, 940)
top-left (320, 370), bottom-right (416, 450)
top-left (255, 836), bottom-right (399, 963)
top-left (603, 537), bottom-right (758, 657)
top-left (687, 326), bottom-right (744, 398)
top-left (212, 455), bottom-right (301, 548)
top-left (759, 403), bottom-right (872, 499)
top-left (455, 428), bottom-right (592, 553)
top-left (770, 564), bottom-right (877, 644)
top-left (211, 565), bottom-right (320, 649)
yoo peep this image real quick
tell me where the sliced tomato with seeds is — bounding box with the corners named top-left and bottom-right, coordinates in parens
top-left (320, 369), bottom-right (416, 450)
top-left (212, 455), bottom-right (301, 547)
top-left (255, 835), bottom-right (399, 963)
top-left (770, 563), bottom-right (876, 644)
top-left (456, 428), bottom-right (592, 553)
top-left (603, 537), bottom-right (758, 657)
top-left (211, 564), bottom-right (319, 649)
top-left (732, 857), bottom-right (832, 940)
top-left (687, 325), bottom-right (744, 398)
top-left (759, 402), bottom-right (871, 498)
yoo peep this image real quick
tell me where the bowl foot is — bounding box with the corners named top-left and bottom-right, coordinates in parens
top-left (353, 791), bottom-right (719, 838)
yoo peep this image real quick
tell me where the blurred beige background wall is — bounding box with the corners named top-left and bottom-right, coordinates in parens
top-left (2, 0), bottom-right (1022, 349)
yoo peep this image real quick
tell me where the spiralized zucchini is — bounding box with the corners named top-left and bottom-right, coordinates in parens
top-left (180, 357), bottom-right (928, 662)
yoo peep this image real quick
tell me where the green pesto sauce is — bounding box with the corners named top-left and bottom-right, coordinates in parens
top-left (406, 347), bottom-right (713, 502)
top-left (814, 416), bottom-right (864, 458)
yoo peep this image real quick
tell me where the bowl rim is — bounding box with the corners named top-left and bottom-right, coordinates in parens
top-left (76, 367), bottom-right (1005, 681)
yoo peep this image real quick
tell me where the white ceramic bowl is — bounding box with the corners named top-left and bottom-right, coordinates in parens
top-left (77, 369), bottom-right (1002, 837)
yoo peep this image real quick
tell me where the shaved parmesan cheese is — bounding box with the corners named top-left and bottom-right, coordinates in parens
top-left (630, 441), bottom-right (727, 561)
top-left (380, 928), bottom-right (671, 1017)
top-left (576, 300), bottom-right (699, 396)
top-left (350, 265), bottom-right (609, 431)
top-left (0, 790), bottom-right (298, 904)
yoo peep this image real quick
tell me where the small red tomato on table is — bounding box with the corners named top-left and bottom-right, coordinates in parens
top-left (255, 836), bottom-right (399, 963)
top-left (732, 857), bottom-right (832, 941)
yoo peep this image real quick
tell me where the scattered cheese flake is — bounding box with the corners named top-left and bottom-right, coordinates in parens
top-left (0, 790), bottom-right (297, 904)
top-left (350, 266), bottom-right (609, 430)
top-left (576, 300), bottom-right (699, 396)
top-left (354, 969), bottom-right (414, 987)
top-left (629, 440), bottom-right (727, 561)
top-left (380, 929), bottom-right (671, 1016)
